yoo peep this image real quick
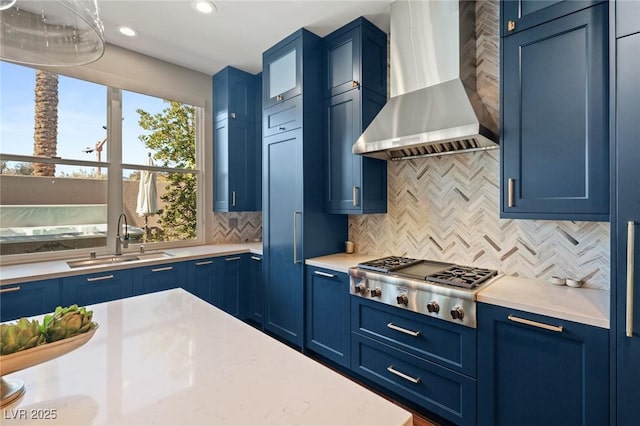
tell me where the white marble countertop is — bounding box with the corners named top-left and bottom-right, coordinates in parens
top-left (0, 243), bottom-right (262, 285)
top-left (2, 289), bottom-right (412, 426)
top-left (305, 253), bottom-right (383, 274)
top-left (477, 275), bottom-right (610, 329)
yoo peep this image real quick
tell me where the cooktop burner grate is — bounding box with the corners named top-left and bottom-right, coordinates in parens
top-left (357, 256), bottom-right (422, 273)
top-left (426, 265), bottom-right (498, 289)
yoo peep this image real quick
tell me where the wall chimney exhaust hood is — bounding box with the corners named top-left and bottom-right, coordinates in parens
top-left (353, 0), bottom-right (498, 160)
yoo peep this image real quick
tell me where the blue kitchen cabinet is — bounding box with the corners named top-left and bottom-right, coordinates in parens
top-left (132, 262), bottom-right (186, 296)
top-left (246, 254), bottom-right (263, 325)
top-left (305, 266), bottom-right (350, 367)
top-left (501, 0), bottom-right (603, 37)
top-left (262, 30), bottom-right (303, 108)
top-left (185, 257), bottom-right (219, 305)
top-left (477, 303), bottom-right (609, 426)
top-left (61, 269), bottom-right (133, 307)
top-left (500, 3), bottom-right (609, 221)
top-left (214, 118), bottom-right (258, 212)
top-left (613, 30), bottom-right (640, 426)
top-left (323, 17), bottom-right (387, 98)
top-left (616, 0), bottom-right (640, 38)
top-left (325, 88), bottom-right (387, 214)
top-left (213, 66), bottom-right (256, 123)
top-left (350, 296), bottom-right (477, 425)
top-left (262, 29), bottom-right (348, 348)
top-left (213, 67), bottom-right (261, 212)
top-left (0, 279), bottom-right (60, 322)
top-left (217, 253), bottom-right (245, 317)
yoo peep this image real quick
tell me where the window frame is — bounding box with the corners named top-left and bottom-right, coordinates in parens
top-left (0, 66), bottom-right (205, 265)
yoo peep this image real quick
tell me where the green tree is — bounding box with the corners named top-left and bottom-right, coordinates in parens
top-left (137, 101), bottom-right (196, 240)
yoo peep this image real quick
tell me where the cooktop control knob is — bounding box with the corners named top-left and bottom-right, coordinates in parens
top-left (370, 287), bottom-right (382, 298)
top-left (354, 283), bottom-right (366, 294)
top-left (396, 293), bottom-right (409, 306)
top-left (426, 301), bottom-right (440, 313)
top-left (450, 306), bottom-right (465, 320)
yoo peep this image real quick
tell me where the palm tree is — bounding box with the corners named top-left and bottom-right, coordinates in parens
top-left (33, 70), bottom-right (58, 176)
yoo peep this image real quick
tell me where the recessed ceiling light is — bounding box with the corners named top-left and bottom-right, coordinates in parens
top-left (117, 26), bottom-right (137, 37)
top-left (0, 0), bottom-right (17, 11)
top-left (192, 0), bottom-right (216, 15)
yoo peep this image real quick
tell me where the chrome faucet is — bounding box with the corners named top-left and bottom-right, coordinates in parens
top-left (115, 213), bottom-right (129, 255)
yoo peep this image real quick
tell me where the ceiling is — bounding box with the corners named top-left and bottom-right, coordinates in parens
top-left (99, 0), bottom-right (393, 76)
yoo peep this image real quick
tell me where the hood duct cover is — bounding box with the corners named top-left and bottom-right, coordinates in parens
top-left (353, 0), bottom-right (499, 160)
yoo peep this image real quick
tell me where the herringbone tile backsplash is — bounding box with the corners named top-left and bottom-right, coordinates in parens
top-left (211, 212), bottom-right (262, 244)
top-left (349, 150), bottom-right (610, 289)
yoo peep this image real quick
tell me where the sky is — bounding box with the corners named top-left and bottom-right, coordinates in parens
top-left (0, 60), bottom-right (167, 176)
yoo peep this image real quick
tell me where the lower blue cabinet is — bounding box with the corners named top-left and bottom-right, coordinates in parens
top-left (305, 266), bottom-right (350, 367)
top-left (133, 262), bottom-right (186, 296)
top-left (218, 254), bottom-right (246, 317)
top-left (246, 254), bottom-right (264, 325)
top-left (477, 303), bottom-right (609, 426)
top-left (0, 279), bottom-right (60, 322)
top-left (62, 269), bottom-right (133, 307)
top-left (350, 296), bottom-right (476, 425)
top-left (186, 258), bottom-right (219, 305)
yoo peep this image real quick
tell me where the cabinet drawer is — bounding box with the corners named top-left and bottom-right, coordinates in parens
top-left (351, 297), bottom-right (476, 376)
top-left (263, 95), bottom-right (302, 137)
top-left (352, 333), bottom-right (476, 426)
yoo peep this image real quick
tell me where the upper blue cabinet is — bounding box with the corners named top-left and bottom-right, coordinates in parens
top-left (324, 17), bottom-right (387, 98)
top-left (213, 66), bottom-right (261, 212)
top-left (323, 17), bottom-right (388, 215)
top-left (616, 0), bottom-right (640, 38)
top-left (263, 32), bottom-right (303, 108)
top-left (501, 0), bottom-right (604, 37)
top-left (500, 2), bottom-right (609, 221)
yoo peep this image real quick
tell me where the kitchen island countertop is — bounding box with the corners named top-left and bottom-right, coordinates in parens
top-left (478, 275), bottom-right (609, 329)
top-left (2, 289), bottom-right (412, 426)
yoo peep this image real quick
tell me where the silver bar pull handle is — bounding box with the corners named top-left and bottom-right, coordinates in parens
top-left (387, 366), bottom-right (420, 384)
top-left (627, 221), bottom-right (635, 338)
top-left (231, 191), bottom-right (236, 207)
top-left (152, 266), bottom-right (173, 272)
top-left (86, 275), bottom-right (114, 282)
top-left (0, 286), bottom-right (21, 293)
top-left (387, 322), bottom-right (421, 337)
top-left (508, 314), bottom-right (563, 333)
top-left (293, 212), bottom-right (301, 264)
top-left (225, 256), bottom-right (241, 261)
top-left (352, 186), bottom-right (360, 207)
top-left (250, 256), bottom-right (262, 261)
top-left (508, 178), bottom-right (515, 207)
top-left (195, 260), bottom-right (213, 266)
top-left (314, 271), bottom-right (336, 278)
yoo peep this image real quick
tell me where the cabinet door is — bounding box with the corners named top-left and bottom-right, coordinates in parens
top-left (186, 258), bottom-right (218, 305)
top-left (325, 25), bottom-right (361, 98)
top-left (247, 254), bottom-right (264, 325)
top-left (616, 0), bottom-right (640, 39)
top-left (213, 66), bottom-right (256, 123)
top-left (62, 269), bottom-right (133, 307)
top-left (501, 0), bottom-right (602, 37)
top-left (477, 303), bottom-right (608, 426)
top-left (0, 279), bottom-right (60, 322)
top-left (214, 119), bottom-right (256, 212)
top-left (501, 4), bottom-right (608, 221)
top-left (305, 267), bottom-right (350, 367)
top-left (133, 262), bottom-right (186, 296)
top-left (263, 129), bottom-right (304, 347)
top-left (263, 33), bottom-right (302, 108)
top-left (615, 33), bottom-right (640, 426)
top-left (218, 254), bottom-right (245, 317)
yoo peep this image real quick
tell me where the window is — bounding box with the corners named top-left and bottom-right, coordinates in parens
top-left (0, 61), bottom-right (202, 258)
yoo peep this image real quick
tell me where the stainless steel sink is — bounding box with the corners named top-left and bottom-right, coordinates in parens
top-left (67, 251), bottom-right (172, 268)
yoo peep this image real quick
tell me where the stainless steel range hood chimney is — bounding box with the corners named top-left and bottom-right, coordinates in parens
top-left (353, 0), bottom-right (499, 160)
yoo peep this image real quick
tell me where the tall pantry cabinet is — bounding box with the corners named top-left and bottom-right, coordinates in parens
top-left (262, 29), bottom-right (348, 348)
top-left (613, 1), bottom-right (640, 424)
